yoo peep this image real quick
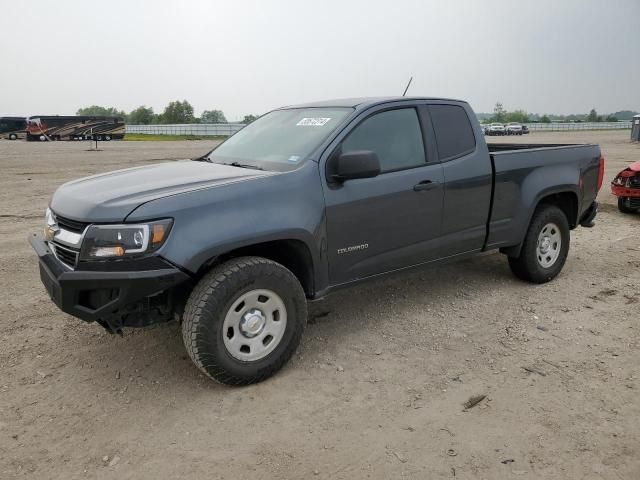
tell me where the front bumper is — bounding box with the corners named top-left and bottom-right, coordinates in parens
top-left (611, 184), bottom-right (640, 198)
top-left (30, 233), bottom-right (190, 331)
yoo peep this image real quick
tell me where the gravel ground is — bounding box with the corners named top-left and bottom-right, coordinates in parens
top-left (1, 131), bottom-right (639, 479)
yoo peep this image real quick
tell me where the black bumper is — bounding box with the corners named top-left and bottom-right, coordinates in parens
top-left (30, 234), bottom-right (190, 329)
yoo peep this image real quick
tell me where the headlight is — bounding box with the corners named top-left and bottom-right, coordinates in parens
top-left (44, 207), bottom-right (57, 241)
top-left (79, 219), bottom-right (173, 260)
top-left (613, 176), bottom-right (628, 186)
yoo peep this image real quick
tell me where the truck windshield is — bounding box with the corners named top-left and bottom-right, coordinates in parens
top-left (205, 108), bottom-right (352, 171)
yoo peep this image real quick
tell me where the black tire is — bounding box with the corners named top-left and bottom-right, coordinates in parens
top-left (508, 204), bottom-right (570, 283)
top-left (618, 197), bottom-right (637, 214)
top-left (9, 133), bottom-right (17, 140)
top-left (182, 256), bottom-right (307, 385)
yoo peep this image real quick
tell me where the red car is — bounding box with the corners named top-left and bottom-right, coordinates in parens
top-left (611, 161), bottom-right (640, 213)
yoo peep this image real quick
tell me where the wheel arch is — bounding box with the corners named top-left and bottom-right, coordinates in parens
top-left (196, 238), bottom-right (317, 297)
top-left (501, 190), bottom-right (578, 258)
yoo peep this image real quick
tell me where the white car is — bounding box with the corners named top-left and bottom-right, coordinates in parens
top-left (505, 123), bottom-right (524, 135)
top-left (487, 123), bottom-right (506, 136)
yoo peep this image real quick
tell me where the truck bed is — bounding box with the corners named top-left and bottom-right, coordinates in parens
top-left (485, 142), bottom-right (601, 251)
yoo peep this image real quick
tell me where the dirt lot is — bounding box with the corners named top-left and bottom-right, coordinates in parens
top-left (1, 131), bottom-right (639, 479)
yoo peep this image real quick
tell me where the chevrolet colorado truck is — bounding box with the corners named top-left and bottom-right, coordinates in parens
top-left (30, 97), bottom-right (604, 385)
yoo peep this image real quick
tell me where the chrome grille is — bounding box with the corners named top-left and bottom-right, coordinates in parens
top-left (51, 242), bottom-right (79, 268)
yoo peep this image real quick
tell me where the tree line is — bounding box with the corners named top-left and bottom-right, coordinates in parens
top-left (76, 101), bottom-right (259, 125)
top-left (480, 102), bottom-right (637, 124)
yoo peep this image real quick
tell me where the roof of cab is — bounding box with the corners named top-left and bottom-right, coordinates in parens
top-left (280, 96), bottom-right (467, 110)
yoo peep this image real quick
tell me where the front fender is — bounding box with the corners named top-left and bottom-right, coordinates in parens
top-left (126, 162), bottom-right (328, 290)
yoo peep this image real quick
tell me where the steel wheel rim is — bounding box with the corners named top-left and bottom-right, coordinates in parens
top-left (222, 289), bottom-right (287, 361)
top-left (536, 222), bottom-right (562, 268)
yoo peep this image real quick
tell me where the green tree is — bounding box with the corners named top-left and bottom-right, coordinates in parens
top-left (504, 109), bottom-right (530, 123)
top-left (241, 114), bottom-right (259, 124)
top-left (605, 114), bottom-right (618, 122)
top-left (611, 110), bottom-right (638, 121)
top-left (160, 100), bottom-right (195, 124)
top-left (76, 105), bottom-right (126, 118)
top-left (493, 102), bottom-right (506, 123)
top-left (127, 105), bottom-right (155, 125)
top-left (540, 115), bottom-right (551, 123)
top-left (200, 110), bottom-right (227, 123)
top-left (587, 108), bottom-right (599, 122)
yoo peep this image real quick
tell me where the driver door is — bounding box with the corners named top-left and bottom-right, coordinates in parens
top-left (322, 106), bottom-right (444, 285)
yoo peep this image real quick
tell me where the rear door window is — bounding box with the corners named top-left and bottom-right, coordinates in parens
top-left (429, 105), bottom-right (476, 161)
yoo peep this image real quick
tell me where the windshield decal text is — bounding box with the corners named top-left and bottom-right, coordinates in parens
top-left (296, 117), bottom-right (331, 126)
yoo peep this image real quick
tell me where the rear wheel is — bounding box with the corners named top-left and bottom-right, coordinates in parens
top-left (9, 133), bottom-right (17, 140)
top-left (508, 204), bottom-right (570, 283)
top-left (182, 256), bottom-right (307, 385)
top-left (618, 197), bottom-right (637, 214)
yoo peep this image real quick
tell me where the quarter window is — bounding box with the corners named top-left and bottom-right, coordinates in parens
top-left (340, 108), bottom-right (426, 172)
top-left (429, 105), bottom-right (476, 161)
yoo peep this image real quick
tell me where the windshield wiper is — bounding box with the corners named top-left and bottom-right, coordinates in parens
top-left (224, 161), bottom-right (264, 171)
top-left (193, 157), bottom-right (264, 170)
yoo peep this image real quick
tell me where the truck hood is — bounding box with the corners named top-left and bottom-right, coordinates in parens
top-left (50, 160), bottom-right (271, 222)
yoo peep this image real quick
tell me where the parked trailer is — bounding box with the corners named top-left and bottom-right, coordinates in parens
top-left (0, 117), bottom-right (27, 140)
top-left (26, 116), bottom-right (125, 141)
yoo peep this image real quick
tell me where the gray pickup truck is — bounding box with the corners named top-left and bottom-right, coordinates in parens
top-left (31, 97), bottom-right (604, 385)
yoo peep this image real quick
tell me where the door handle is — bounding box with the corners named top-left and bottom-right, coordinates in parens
top-left (413, 180), bottom-right (437, 192)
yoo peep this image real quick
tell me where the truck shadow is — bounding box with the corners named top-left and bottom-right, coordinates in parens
top-left (93, 251), bottom-right (517, 390)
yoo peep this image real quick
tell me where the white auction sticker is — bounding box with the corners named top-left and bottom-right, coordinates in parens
top-left (296, 117), bottom-right (331, 126)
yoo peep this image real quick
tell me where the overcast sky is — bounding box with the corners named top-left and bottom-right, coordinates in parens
top-left (1, 0), bottom-right (638, 120)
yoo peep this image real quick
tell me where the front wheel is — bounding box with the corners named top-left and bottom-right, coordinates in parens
top-left (508, 204), bottom-right (570, 283)
top-left (182, 256), bottom-right (307, 385)
top-left (618, 197), bottom-right (637, 214)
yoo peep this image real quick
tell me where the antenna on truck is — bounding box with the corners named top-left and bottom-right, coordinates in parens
top-left (402, 76), bottom-right (413, 97)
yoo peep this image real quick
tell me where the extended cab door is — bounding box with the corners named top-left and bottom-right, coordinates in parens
top-left (322, 105), bottom-right (444, 286)
top-left (427, 103), bottom-right (493, 257)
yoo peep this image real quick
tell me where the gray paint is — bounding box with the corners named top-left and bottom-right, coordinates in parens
top-left (632, 115), bottom-right (640, 142)
top-left (48, 97), bottom-right (601, 298)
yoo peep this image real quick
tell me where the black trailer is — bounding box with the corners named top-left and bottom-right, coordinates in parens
top-left (0, 117), bottom-right (27, 140)
top-left (26, 115), bottom-right (125, 141)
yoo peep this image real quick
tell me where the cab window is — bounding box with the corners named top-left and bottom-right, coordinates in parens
top-left (340, 108), bottom-right (426, 173)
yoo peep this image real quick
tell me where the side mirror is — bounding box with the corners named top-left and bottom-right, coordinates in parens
top-left (330, 150), bottom-right (381, 182)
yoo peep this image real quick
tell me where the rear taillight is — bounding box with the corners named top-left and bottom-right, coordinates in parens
top-left (597, 154), bottom-right (605, 192)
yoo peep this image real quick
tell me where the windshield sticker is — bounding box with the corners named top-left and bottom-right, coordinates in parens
top-left (288, 155), bottom-right (301, 163)
top-left (296, 117), bottom-right (331, 126)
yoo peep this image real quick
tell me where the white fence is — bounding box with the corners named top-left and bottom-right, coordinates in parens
top-left (126, 123), bottom-right (245, 136)
top-left (522, 122), bottom-right (631, 131)
top-left (126, 120), bottom-right (633, 137)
